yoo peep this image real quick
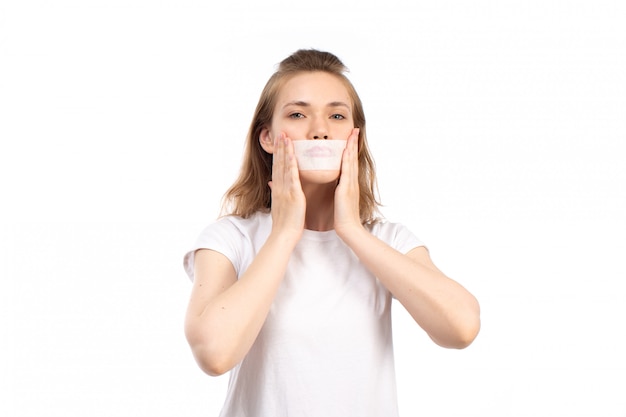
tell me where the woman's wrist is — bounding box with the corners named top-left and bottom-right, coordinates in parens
top-left (267, 227), bottom-right (302, 250)
top-left (335, 222), bottom-right (369, 247)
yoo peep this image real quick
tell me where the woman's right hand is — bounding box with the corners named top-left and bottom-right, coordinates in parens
top-left (268, 133), bottom-right (306, 242)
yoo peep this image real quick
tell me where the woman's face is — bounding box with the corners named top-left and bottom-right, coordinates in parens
top-left (260, 71), bottom-right (355, 184)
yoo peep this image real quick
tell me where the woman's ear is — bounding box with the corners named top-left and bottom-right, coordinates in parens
top-left (259, 128), bottom-right (275, 154)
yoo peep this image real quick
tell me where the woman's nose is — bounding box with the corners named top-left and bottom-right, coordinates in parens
top-left (310, 118), bottom-right (329, 140)
top-left (309, 114), bottom-right (330, 139)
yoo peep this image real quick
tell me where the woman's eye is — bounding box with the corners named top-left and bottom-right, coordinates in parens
top-left (331, 114), bottom-right (345, 120)
top-left (289, 112), bottom-right (304, 119)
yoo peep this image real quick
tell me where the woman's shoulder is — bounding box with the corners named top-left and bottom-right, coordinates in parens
top-left (365, 216), bottom-right (407, 234)
top-left (366, 217), bottom-right (425, 252)
top-left (199, 211), bottom-right (271, 240)
top-left (183, 211), bottom-right (271, 280)
top-left (216, 211), bottom-right (271, 231)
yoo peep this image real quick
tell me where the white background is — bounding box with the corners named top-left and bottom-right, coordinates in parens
top-left (1, 1), bottom-right (625, 416)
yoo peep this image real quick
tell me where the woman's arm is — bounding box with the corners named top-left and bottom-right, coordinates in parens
top-left (334, 132), bottom-right (480, 348)
top-left (185, 231), bottom-right (299, 376)
top-left (337, 227), bottom-right (480, 348)
top-left (185, 133), bottom-right (305, 376)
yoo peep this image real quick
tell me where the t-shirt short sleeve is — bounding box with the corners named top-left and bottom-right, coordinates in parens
top-left (182, 218), bottom-right (246, 282)
top-left (368, 220), bottom-right (425, 255)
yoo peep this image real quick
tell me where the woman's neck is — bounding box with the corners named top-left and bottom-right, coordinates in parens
top-left (301, 182), bottom-right (336, 231)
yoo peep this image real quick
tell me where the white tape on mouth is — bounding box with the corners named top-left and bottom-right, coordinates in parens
top-left (292, 140), bottom-right (347, 170)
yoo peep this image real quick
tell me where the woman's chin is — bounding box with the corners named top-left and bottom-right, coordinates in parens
top-left (298, 169), bottom-right (340, 184)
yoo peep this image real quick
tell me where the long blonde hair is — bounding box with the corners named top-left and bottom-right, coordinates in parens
top-left (222, 49), bottom-right (381, 224)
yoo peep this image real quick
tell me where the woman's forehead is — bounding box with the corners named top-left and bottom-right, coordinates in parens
top-left (277, 72), bottom-right (351, 104)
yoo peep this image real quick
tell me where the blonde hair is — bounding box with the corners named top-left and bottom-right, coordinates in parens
top-left (221, 49), bottom-right (381, 224)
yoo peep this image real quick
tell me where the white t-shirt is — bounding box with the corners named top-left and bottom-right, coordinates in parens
top-left (183, 212), bottom-right (424, 417)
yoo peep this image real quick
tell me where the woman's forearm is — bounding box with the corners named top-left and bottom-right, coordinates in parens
top-left (338, 226), bottom-right (480, 348)
top-left (187, 231), bottom-right (299, 375)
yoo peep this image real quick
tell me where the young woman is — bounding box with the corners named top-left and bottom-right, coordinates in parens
top-left (183, 49), bottom-right (480, 416)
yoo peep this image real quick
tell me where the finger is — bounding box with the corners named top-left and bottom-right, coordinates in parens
top-left (284, 137), bottom-right (302, 185)
top-left (342, 130), bottom-right (357, 164)
top-left (350, 127), bottom-right (360, 155)
top-left (339, 129), bottom-right (359, 184)
top-left (284, 136), bottom-right (298, 167)
top-left (272, 132), bottom-right (286, 185)
top-left (343, 129), bottom-right (357, 158)
top-left (351, 127), bottom-right (360, 143)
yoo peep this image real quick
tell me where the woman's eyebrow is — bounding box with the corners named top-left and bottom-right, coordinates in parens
top-left (282, 101), bottom-right (351, 110)
top-left (327, 101), bottom-right (350, 110)
top-left (282, 100), bottom-right (310, 109)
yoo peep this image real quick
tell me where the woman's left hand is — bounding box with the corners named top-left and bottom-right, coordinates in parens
top-left (334, 128), bottom-right (361, 239)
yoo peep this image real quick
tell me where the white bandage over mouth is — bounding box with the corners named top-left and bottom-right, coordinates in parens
top-left (292, 140), bottom-right (347, 170)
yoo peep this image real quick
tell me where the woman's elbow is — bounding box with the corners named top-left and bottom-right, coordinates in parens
top-left (454, 316), bottom-right (481, 348)
top-left (190, 344), bottom-right (234, 376)
top-left (185, 322), bottom-right (236, 376)
top-left (455, 305), bottom-right (481, 349)
top-left (432, 303), bottom-right (481, 349)
top-left (431, 317), bottom-right (480, 349)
